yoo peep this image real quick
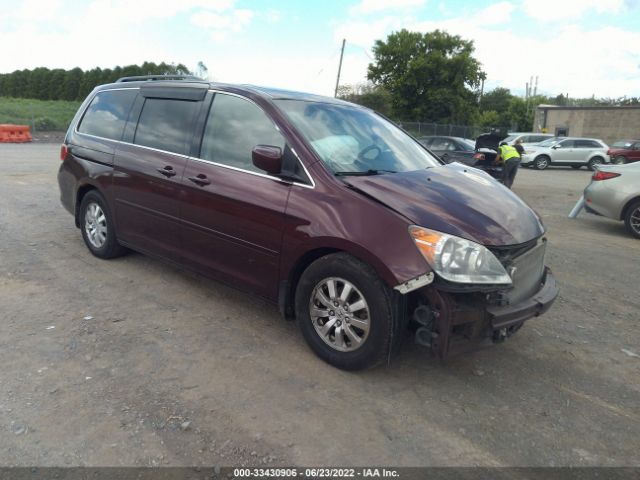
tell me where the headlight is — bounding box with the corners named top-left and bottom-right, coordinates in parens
top-left (409, 226), bottom-right (512, 285)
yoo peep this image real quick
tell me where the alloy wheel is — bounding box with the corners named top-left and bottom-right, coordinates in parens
top-left (309, 277), bottom-right (370, 352)
top-left (630, 207), bottom-right (640, 235)
top-left (535, 157), bottom-right (549, 170)
top-left (84, 202), bottom-right (108, 249)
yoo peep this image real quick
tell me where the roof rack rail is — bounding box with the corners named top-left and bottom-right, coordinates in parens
top-left (115, 75), bottom-right (203, 83)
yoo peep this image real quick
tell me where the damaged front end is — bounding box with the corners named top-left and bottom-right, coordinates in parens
top-left (403, 237), bottom-right (559, 359)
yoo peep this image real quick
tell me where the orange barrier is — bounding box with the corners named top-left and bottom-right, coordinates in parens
top-left (0, 124), bottom-right (33, 143)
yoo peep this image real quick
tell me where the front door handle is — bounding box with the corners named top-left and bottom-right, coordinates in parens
top-left (157, 166), bottom-right (176, 177)
top-left (188, 174), bottom-right (211, 186)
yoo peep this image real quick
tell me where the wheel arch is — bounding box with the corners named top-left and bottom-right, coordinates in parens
top-left (620, 195), bottom-right (640, 221)
top-left (278, 240), bottom-right (410, 320)
top-left (74, 182), bottom-right (101, 227)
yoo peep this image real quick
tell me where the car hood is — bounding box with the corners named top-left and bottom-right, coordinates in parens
top-left (343, 163), bottom-right (545, 246)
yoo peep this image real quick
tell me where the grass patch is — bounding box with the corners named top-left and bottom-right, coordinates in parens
top-left (0, 97), bottom-right (81, 132)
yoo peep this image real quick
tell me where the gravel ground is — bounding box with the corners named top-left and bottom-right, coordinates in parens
top-left (0, 143), bottom-right (638, 467)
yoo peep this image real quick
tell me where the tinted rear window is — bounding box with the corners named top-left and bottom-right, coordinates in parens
top-left (77, 89), bottom-right (137, 140)
top-left (134, 98), bottom-right (199, 155)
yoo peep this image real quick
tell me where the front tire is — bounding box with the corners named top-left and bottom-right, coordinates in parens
top-left (624, 200), bottom-right (640, 239)
top-left (534, 155), bottom-right (550, 170)
top-left (571, 165), bottom-right (581, 170)
top-left (613, 156), bottom-right (627, 165)
top-left (79, 190), bottom-right (127, 259)
top-left (295, 253), bottom-right (395, 370)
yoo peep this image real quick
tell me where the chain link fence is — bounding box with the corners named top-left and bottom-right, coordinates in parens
top-left (396, 122), bottom-right (509, 141)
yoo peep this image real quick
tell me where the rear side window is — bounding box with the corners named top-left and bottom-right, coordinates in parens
top-left (576, 140), bottom-right (601, 148)
top-left (77, 89), bottom-right (137, 140)
top-left (200, 93), bottom-right (285, 173)
top-left (134, 98), bottom-right (198, 155)
top-left (532, 135), bottom-right (550, 143)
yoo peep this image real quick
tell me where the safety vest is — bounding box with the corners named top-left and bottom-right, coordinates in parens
top-left (499, 144), bottom-right (520, 161)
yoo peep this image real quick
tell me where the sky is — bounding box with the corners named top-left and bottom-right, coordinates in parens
top-left (1, 0), bottom-right (639, 99)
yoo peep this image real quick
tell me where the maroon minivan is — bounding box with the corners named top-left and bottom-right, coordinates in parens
top-left (58, 76), bottom-right (558, 370)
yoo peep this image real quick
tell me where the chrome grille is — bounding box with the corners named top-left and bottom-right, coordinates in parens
top-left (505, 240), bottom-right (546, 305)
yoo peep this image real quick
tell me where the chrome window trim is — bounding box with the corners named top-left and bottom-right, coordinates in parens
top-left (200, 89), bottom-right (315, 188)
top-left (71, 86), bottom-right (315, 189)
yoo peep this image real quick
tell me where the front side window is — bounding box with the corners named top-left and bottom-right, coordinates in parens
top-left (134, 98), bottom-right (199, 155)
top-left (200, 94), bottom-right (285, 173)
top-left (275, 100), bottom-right (441, 174)
top-left (558, 140), bottom-right (575, 148)
top-left (78, 89), bottom-right (137, 140)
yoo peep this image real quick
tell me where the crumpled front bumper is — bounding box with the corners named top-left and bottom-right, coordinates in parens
top-left (487, 267), bottom-right (558, 330)
top-left (418, 267), bottom-right (559, 358)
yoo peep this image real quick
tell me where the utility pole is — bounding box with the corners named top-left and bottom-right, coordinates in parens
top-left (334, 39), bottom-right (346, 98)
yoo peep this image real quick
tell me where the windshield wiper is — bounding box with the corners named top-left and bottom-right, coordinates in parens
top-left (335, 169), bottom-right (396, 176)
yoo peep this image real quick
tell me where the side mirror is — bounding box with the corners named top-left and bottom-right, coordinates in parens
top-left (551, 145), bottom-right (559, 149)
top-left (252, 145), bottom-right (282, 175)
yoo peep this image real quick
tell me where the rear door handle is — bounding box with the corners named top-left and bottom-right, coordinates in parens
top-left (157, 166), bottom-right (176, 177)
top-left (188, 174), bottom-right (211, 186)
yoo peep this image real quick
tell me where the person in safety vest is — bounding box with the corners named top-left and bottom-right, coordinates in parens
top-left (495, 141), bottom-right (521, 189)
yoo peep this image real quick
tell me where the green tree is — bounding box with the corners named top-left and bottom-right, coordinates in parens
top-left (367, 29), bottom-right (484, 123)
top-left (338, 83), bottom-right (393, 117)
top-left (480, 87), bottom-right (511, 115)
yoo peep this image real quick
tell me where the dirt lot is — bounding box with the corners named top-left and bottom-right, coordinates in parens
top-left (0, 143), bottom-right (638, 467)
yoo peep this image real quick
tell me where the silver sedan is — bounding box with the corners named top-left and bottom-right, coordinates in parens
top-left (583, 162), bottom-right (640, 238)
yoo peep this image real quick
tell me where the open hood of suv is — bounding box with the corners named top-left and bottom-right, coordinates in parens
top-left (475, 131), bottom-right (508, 150)
top-left (343, 163), bottom-right (544, 246)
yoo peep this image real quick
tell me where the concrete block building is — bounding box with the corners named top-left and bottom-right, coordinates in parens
top-left (533, 105), bottom-right (640, 146)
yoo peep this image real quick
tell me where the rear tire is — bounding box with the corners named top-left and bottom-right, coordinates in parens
top-left (533, 156), bottom-right (550, 170)
top-left (588, 157), bottom-right (604, 171)
top-left (295, 253), bottom-right (395, 370)
top-left (624, 200), bottom-right (640, 239)
top-left (79, 190), bottom-right (127, 259)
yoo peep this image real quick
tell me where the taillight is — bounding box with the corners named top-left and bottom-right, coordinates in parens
top-left (592, 171), bottom-right (621, 181)
top-left (60, 144), bottom-right (69, 161)
top-left (473, 153), bottom-right (485, 160)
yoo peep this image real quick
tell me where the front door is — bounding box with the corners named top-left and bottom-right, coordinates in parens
top-left (179, 92), bottom-right (292, 299)
top-left (552, 139), bottom-right (578, 163)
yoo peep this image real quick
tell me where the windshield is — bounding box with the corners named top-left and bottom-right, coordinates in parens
top-left (274, 100), bottom-right (441, 174)
top-left (538, 137), bottom-right (560, 147)
top-left (503, 135), bottom-right (518, 143)
top-left (612, 141), bottom-right (633, 148)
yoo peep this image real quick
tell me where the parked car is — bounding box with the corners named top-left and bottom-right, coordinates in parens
top-left (521, 137), bottom-right (609, 170)
top-left (417, 136), bottom-right (476, 164)
top-left (607, 139), bottom-right (640, 164)
top-left (58, 76), bottom-right (558, 370)
top-left (502, 132), bottom-right (555, 147)
top-left (583, 162), bottom-right (640, 239)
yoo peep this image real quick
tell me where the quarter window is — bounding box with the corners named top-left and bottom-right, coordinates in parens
top-left (200, 93), bottom-right (285, 173)
top-left (134, 98), bottom-right (199, 155)
top-left (78, 89), bottom-right (137, 140)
